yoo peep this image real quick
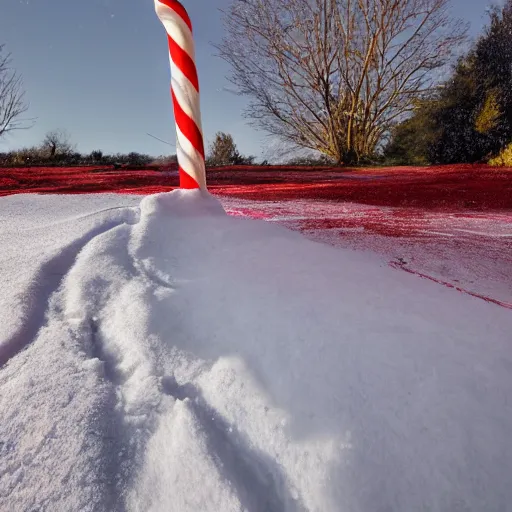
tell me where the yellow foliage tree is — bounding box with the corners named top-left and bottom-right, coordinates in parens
top-left (488, 142), bottom-right (512, 166)
top-left (475, 90), bottom-right (502, 134)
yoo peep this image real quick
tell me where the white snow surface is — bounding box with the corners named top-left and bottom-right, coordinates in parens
top-left (0, 191), bottom-right (511, 512)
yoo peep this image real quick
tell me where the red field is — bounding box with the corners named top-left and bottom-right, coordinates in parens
top-left (1, 164), bottom-right (512, 210)
top-left (1, 164), bottom-right (511, 307)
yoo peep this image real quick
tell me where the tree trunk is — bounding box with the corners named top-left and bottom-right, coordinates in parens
top-left (342, 148), bottom-right (359, 166)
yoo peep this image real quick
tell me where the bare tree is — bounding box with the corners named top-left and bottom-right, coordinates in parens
top-left (219, 0), bottom-right (467, 164)
top-left (42, 129), bottom-right (73, 158)
top-left (0, 44), bottom-right (30, 138)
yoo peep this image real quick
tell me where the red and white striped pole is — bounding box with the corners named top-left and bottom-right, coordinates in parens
top-left (155, 0), bottom-right (207, 190)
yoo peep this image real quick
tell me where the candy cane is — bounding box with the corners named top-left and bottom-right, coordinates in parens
top-left (155, 0), bottom-right (206, 190)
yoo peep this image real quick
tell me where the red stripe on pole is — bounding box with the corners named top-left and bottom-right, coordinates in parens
top-left (172, 88), bottom-right (205, 159)
top-left (167, 36), bottom-right (199, 92)
top-left (179, 166), bottom-right (200, 189)
top-left (158, 0), bottom-right (193, 31)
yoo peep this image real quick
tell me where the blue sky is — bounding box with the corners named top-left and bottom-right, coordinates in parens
top-left (0, 0), bottom-right (500, 159)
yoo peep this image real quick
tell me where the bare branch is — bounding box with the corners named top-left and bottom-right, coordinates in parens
top-left (0, 44), bottom-right (31, 138)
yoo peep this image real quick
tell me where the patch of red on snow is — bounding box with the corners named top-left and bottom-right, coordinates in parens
top-left (224, 207), bottom-right (272, 220)
top-left (220, 195), bottom-right (512, 308)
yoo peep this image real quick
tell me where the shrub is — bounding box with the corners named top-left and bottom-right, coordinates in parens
top-left (127, 152), bottom-right (152, 167)
top-left (285, 155), bottom-right (333, 166)
top-left (90, 150), bottom-right (103, 163)
top-left (489, 142), bottom-right (512, 166)
top-left (207, 132), bottom-right (254, 166)
top-left (151, 154), bottom-right (178, 168)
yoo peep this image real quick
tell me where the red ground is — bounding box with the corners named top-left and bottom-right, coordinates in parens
top-left (1, 164), bottom-right (512, 210)
top-left (210, 164), bottom-right (512, 211)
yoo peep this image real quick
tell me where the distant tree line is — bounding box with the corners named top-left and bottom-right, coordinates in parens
top-left (0, 129), bottom-right (260, 169)
top-left (385, 0), bottom-right (512, 166)
top-left (0, 127), bottom-right (360, 169)
top-left (0, 129), bottom-right (166, 169)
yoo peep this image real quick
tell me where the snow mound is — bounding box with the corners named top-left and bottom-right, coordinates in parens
top-left (0, 191), bottom-right (511, 512)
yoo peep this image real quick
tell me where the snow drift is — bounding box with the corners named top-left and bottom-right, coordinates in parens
top-left (0, 191), bottom-right (511, 511)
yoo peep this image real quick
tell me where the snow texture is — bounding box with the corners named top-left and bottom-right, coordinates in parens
top-left (221, 196), bottom-right (512, 305)
top-left (0, 191), bottom-right (511, 512)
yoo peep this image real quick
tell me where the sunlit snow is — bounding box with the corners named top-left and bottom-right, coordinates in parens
top-left (0, 191), bottom-right (511, 511)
